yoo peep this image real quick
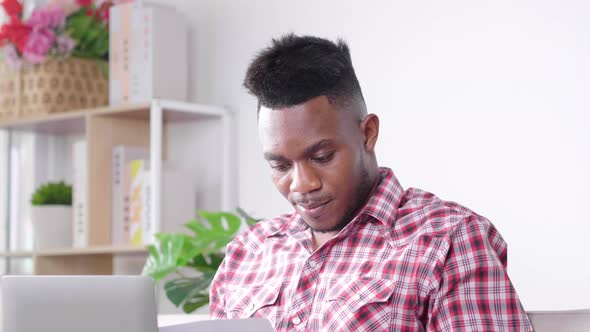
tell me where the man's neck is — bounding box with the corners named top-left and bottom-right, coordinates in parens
top-left (311, 169), bottom-right (382, 250)
top-left (312, 231), bottom-right (339, 251)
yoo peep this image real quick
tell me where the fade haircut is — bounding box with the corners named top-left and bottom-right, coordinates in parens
top-left (244, 34), bottom-right (366, 115)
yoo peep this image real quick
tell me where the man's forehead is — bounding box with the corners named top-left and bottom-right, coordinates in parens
top-left (259, 102), bottom-right (336, 146)
top-left (258, 106), bottom-right (337, 139)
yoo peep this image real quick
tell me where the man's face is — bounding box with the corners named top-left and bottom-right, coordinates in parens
top-left (258, 96), bottom-right (373, 233)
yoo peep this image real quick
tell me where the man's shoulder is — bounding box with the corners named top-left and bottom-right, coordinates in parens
top-left (228, 213), bottom-right (293, 254)
top-left (395, 187), bottom-right (494, 240)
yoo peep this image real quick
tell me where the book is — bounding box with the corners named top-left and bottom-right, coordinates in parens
top-left (127, 159), bottom-right (196, 245)
top-left (72, 140), bottom-right (87, 248)
top-left (112, 145), bottom-right (149, 245)
top-left (128, 159), bottom-right (149, 246)
top-left (109, 2), bottom-right (188, 105)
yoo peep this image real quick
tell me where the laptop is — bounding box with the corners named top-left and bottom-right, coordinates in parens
top-left (159, 318), bottom-right (275, 332)
top-left (2, 275), bottom-right (158, 332)
top-left (2, 275), bottom-right (275, 332)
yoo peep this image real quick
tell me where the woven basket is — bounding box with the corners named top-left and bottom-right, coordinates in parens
top-left (0, 57), bottom-right (108, 121)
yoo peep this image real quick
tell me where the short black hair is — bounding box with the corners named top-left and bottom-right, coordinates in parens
top-left (244, 34), bottom-right (365, 112)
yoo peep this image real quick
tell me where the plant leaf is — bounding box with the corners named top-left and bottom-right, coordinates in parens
top-left (187, 253), bottom-right (225, 274)
top-left (184, 211), bottom-right (242, 255)
top-left (142, 210), bottom-right (257, 311)
top-left (164, 274), bottom-right (214, 313)
top-left (182, 293), bottom-right (209, 313)
top-left (31, 181), bottom-right (72, 206)
top-left (142, 233), bottom-right (185, 282)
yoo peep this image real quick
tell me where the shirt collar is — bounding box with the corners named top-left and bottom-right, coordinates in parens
top-left (268, 167), bottom-right (405, 237)
top-left (360, 167), bottom-right (404, 229)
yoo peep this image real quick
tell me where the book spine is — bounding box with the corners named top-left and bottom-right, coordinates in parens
top-left (112, 146), bottom-right (124, 245)
top-left (112, 146), bottom-right (149, 245)
top-left (122, 161), bottom-right (132, 245)
top-left (72, 141), bottom-right (87, 248)
top-left (128, 159), bottom-right (146, 245)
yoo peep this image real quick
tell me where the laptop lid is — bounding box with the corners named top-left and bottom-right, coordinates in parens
top-left (1, 275), bottom-right (158, 332)
top-left (159, 318), bottom-right (275, 332)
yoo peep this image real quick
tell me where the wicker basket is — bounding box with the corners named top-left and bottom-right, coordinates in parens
top-left (0, 57), bottom-right (108, 121)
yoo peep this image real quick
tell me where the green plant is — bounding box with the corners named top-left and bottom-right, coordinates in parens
top-left (143, 207), bottom-right (261, 313)
top-left (66, 4), bottom-right (110, 61)
top-left (30, 181), bottom-right (72, 206)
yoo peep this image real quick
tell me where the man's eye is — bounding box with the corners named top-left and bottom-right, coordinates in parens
top-left (270, 162), bottom-right (291, 172)
top-left (312, 152), bottom-right (334, 164)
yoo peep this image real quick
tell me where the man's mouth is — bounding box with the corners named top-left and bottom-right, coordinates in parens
top-left (297, 199), bottom-right (332, 218)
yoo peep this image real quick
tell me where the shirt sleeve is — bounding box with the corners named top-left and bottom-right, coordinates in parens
top-left (427, 216), bottom-right (533, 331)
top-left (209, 256), bottom-right (228, 319)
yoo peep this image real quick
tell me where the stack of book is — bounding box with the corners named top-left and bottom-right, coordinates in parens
top-left (109, 2), bottom-right (188, 105)
top-left (72, 143), bottom-right (195, 247)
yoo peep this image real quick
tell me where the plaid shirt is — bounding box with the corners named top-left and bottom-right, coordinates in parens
top-left (210, 168), bottom-right (533, 331)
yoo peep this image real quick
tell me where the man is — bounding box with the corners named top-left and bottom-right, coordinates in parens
top-left (210, 34), bottom-right (533, 331)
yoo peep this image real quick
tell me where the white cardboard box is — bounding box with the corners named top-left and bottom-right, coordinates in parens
top-left (109, 2), bottom-right (188, 105)
top-left (142, 167), bottom-right (196, 244)
top-left (128, 159), bottom-right (196, 245)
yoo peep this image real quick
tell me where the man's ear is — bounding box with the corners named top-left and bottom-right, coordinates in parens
top-left (360, 114), bottom-right (379, 152)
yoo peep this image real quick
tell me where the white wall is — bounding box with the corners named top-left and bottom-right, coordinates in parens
top-left (149, 0), bottom-right (590, 310)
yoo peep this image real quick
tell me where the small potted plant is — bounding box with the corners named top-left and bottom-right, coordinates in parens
top-left (30, 181), bottom-right (73, 250)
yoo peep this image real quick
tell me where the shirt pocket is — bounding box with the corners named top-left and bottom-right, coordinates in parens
top-left (225, 283), bottom-right (281, 323)
top-left (323, 277), bottom-right (395, 331)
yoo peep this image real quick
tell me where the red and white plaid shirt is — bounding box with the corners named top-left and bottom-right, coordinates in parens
top-left (210, 168), bottom-right (533, 331)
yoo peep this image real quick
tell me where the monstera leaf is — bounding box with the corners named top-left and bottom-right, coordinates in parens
top-left (164, 276), bottom-right (211, 313)
top-left (183, 211), bottom-right (242, 255)
top-left (143, 209), bottom-right (259, 313)
top-left (143, 233), bottom-right (189, 282)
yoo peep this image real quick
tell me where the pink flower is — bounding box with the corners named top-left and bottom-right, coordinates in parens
top-left (56, 35), bottom-right (75, 55)
top-left (3, 44), bottom-right (23, 68)
top-left (27, 5), bottom-right (66, 30)
top-left (46, 0), bottom-right (80, 16)
top-left (23, 28), bottom-right (55, 64)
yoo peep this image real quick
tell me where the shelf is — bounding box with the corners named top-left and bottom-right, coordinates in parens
top-left (0, 102), bottom-right (150, 134)
top-left (0, 245), bottom-right (147, 258)
top-left (0, 250), bottom-right (34, 258)
top-left (37, 245), bottom-right (148, 256)
top-left (0, 99), bottom-right (230, 134)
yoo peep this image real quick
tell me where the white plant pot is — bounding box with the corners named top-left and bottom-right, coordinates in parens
top-left (31, 205), bottom-right (73, 250)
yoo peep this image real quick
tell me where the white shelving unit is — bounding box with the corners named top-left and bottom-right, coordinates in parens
top-left (0, 99), bottom-right (235, 275)
top-left (148, 99), bottom-right (235, 241)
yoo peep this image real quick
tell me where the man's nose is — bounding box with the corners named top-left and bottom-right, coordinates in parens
top-left (290, 163), bottom-right (321, 194)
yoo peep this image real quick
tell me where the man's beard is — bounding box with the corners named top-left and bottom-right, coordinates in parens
top-left (312, 165), bottom-right (375, 234)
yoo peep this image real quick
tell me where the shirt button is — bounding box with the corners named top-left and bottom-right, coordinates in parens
top-left (292, 317), bottom-right (301, 325)
top-left (353, 293), bottom-right (361, 301)
top-left (309, 260), bottom-right (317, 268)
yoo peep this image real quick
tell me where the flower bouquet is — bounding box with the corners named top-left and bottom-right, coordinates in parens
top-left (0, 0), bottom-right (116, 120)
